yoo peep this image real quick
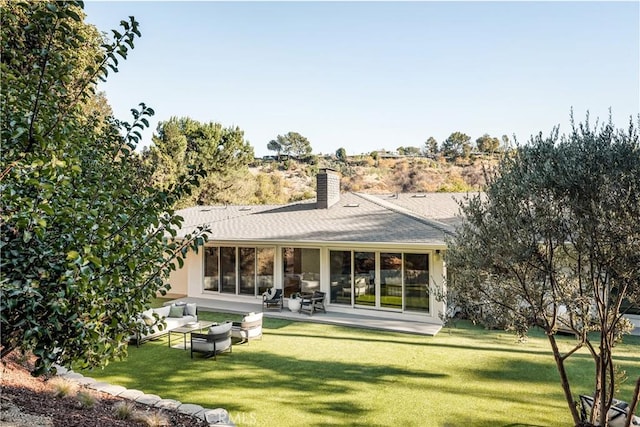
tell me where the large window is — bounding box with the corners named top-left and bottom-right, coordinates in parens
top-left (380, 253), bottom-right (402, 309)
top-left (239, 247), bottom-right (255, 295)
top-left (204, 246), bottom-right (275, 296)
top-left (330, 250), bottom-right (352, 305)
top-left (327, 249), bottom-right (430, 312)
top-left (257, 247), bottom-right (275, 294)
top-left (354, 252), bottom-right (375, 306)
top-left (204, 247), bottom-right (219, 291)
top-left (282, 247), bottom-right (320, 297)
top-left (404, 253), bottom-right (429, 312)
top-left (220, 247), bottom-right (236, 294)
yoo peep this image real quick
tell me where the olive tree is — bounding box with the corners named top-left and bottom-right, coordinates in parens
top-left (1, 1), bottom-right (207, 376)
top-left (446, 114), bottom-right (640, 426)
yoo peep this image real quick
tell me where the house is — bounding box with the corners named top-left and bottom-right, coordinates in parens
top-left (169, 169), bottom-right (467, 326)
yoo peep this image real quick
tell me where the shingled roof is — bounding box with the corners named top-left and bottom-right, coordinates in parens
top-left (175, 191), bottom-right (469, 247)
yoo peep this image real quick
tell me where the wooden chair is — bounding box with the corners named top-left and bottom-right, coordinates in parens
top-left (190, 322), bottom-right (232, 360)
top-left (262, 288), bottom-right (283, 312)
top-left (300, 291), bottom-right (326, 316)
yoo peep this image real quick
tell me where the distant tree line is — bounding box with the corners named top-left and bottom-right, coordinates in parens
top-left (282, 131), bottom-right (512, 166)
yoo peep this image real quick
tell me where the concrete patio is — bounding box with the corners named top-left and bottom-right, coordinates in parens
top-left (166, 295), bottom-right (443, 336)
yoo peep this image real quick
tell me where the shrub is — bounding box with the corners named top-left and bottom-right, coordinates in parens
top-left (113, 400), bottom-right (136, 420)
top-left (49, 378), bottom-right (78, 398)
top-left (76, 391), bottom-right (98, 409)
top-left (135, 411), bottom-right (170, 427)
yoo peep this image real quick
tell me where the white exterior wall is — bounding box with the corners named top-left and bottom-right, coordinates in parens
top-left (186, 248), bottom-right (204, 297)
top-left (167, 258), bottom-right (189, 295)
top-left (170, 242), bottom-right (447, 326)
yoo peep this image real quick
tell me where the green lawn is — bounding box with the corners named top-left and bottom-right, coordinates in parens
top-left (83, 312), bottom-right (640, 426)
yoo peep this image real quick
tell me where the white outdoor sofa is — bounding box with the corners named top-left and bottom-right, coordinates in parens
top-left (131, 303), bottom-right (198, 346)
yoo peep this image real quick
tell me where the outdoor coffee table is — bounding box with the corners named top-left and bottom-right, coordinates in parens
top-left (168, 321), bottom-right (215, 350)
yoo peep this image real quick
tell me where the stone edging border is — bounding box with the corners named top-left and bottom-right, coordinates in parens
top-left (53, 365), bottom-right (235, 426)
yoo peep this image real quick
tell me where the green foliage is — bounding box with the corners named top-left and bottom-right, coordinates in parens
top-left (267, 139), bottom-right (282, 159)
top-left (442, 131), bottom-right (472, 160)
top-left (423, 136), bottom-right (439, 157)
top-left (1, 1), bottom-right (207, 376)
top-left (145, 116), bottom-right (254, 206)
top-left (273, 131), bottom-right (313, 158)
top-left (436, 175), bottom-right (472, 193)
top-left (396, 146), bottom-right (421, 156)
top-left (254, 173), bottom-right (287, 204)
top-left (113, 400), bottom-right (136, 420)
top-left (76, 390), bottom-right (98, 409)
top-left (446, 113), bottom-right (640, 424)
top-left (335, 147), bottom-right (347, 162)
top-left (475, 133), bottom-right (500, 154)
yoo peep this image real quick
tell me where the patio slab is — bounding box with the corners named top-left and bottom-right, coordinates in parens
top-left (171, 295), bottom-right (442, 336)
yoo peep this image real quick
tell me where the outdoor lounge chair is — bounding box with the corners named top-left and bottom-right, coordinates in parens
top-left (579, 394), bottom-right (640, 427)
top-left (300, 291), bottom-right (326, 316)
top-left (190, 322), bottom-right (232, 360)
top-left (262, 288), bottom-right (283, 312)
top-left (231, 312), bottom-right (263, 344)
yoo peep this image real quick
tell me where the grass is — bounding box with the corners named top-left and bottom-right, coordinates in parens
top-left (84, 312), bottom-right (640, 426)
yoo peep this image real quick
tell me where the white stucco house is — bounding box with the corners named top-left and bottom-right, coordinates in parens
top-left (168, 169), bottom-right (466, 326)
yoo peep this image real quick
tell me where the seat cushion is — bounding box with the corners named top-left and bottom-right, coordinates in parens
top-left (191, 341), bottom-right (214, 353)
top-left (242, 312), bottom-right (263, 323)
top-left (209, 322), bottom-right (232, 335)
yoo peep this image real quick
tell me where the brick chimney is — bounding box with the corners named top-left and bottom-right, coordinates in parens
top-left (316, 168), bottom-right (340, 209)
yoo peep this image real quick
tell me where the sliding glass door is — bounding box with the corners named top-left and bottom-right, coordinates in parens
top-left (354, 251), bottom-right (375, 307)
top-left (220, 247), bottom-right (236, 294)
top-left (204, 247), bottom-right (219, 291)
top-left (257, 247), bottom-right (274, 294)
top-left (239, 247), bottom-right (255, 295)
top-left (404, 253), bottom-right (429, 312)
top-left (204, 246), bottom-right (274, 296)
top-left (330, 250), bottom-right (352, 305)
top-left (327, 249), bottom-right (431, 313)
top-left (380, 253), bottom-right (402, 309)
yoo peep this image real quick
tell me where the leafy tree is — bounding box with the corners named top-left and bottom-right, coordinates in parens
top-left (275, 131), bottom-right (313, 158)
top-left (501, 134), bottom-right (511, 151)
top-left (1, 1), bottom-right (207, 376)
top-left (446, 114), bottom-right (640, 426)
top-left (267, 139), bottom-right (282, 160)
top-left (147, 117), bottom-right (254, 206)
top-left (475, 133), bottom-right (500, 154)
top-left (336, 147), bottom-right (347, 162)
top-left (441, 132), bottom-right (472, 160)
top-left (397, 146), bottom-right (421, 156)
top-left (423, 137), bottom-right (439, 157)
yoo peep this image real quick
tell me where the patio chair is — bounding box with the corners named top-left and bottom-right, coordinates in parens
top-left (579, 394), bottom-right (640, 427)
top-left (300, 291), bottom-right (326, 316)
top-left (231, 312), bottom-right (263, 344)
top-left (262, 288), bottom-right (283, 312)
top-left (190, 322), bottom-right (232, 360)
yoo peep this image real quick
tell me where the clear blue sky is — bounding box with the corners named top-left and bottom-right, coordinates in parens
top-left (84, 1), bottom-right (639, 157)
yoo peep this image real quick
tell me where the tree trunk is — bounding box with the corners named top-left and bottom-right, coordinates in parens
top-left (548, 334), bottom-right (582, 425)
top-left (624, 377), bottom-right (640, 427)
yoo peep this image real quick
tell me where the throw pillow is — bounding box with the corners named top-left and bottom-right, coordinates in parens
top-left (184, 303), bottom-right (197, 317)
top-left (141, 314), bottom-right (155, 326)
top-left (168, 305), bottom-right (184, 318)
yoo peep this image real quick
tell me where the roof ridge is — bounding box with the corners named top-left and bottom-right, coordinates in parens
top-left (352, 192), bottom-right (456, 236)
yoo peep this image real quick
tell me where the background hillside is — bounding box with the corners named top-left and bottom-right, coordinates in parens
top-left (234, 155), bottom-right (498, 207)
